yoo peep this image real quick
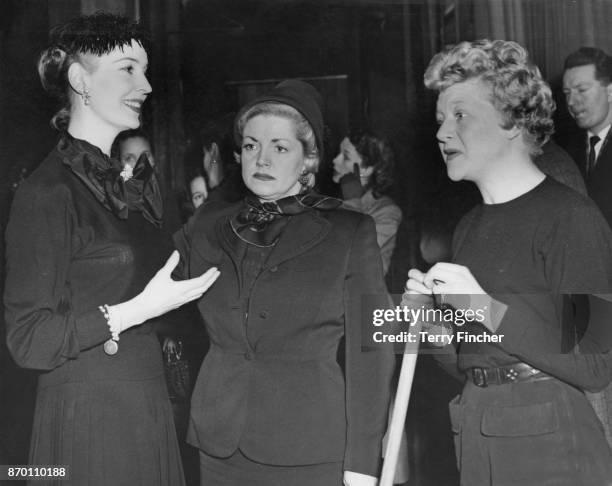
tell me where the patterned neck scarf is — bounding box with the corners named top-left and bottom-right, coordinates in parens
top-left (230, 191), bottom-right (341, 247)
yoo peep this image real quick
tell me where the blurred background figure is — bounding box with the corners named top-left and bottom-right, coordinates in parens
top-left (112, 127), bottom-right (184, 231)
top-left (182, 113), bottom-right (245, 211)
top-left (332, 130), bottom-right (402, 276)
top-left (112, 127), bottom-right (155, 168)
top-left (187, 167), bottom-right (209, 210)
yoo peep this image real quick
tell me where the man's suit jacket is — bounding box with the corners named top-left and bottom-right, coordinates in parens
top-left (565, 130), bottom-right (612, 225)
top-left (174, 201), bottom-right (394, 477)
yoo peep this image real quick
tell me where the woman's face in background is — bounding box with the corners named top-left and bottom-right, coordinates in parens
top-left (119, 136), bottom-right (154, 168)
top-left (203, 146), bottom-right (215, 173)
top-left (332, 137), bottom-right (363, 183)
top-left (202, 144), bottom-right (223, 189)
top-left (435, 79), bottom-right (510, 182)
top-left (240, 114), bottom-right (306, 201)
top-left (82, 40), bottom-right (151, 133)
top-left (190, 175), bottom-right (208, 209)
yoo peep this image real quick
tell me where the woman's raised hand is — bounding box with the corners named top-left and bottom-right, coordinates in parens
top-left (115, 251), bottom-right (220, 331)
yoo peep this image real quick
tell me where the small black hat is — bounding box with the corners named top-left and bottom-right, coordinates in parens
top-left (235, 79), bottom-right (324, 158)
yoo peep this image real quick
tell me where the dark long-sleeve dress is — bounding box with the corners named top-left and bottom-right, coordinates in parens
top-left (4, 134), bottom-right (185, 486)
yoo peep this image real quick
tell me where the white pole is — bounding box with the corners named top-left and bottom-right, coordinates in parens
top-left (379, 295), bottom-right (425, 486)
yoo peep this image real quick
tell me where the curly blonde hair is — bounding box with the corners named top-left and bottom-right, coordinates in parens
top-left (424, 39), bottom-right (555, 156)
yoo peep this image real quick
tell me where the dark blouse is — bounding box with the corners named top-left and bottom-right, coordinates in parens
top-left (4, 135), bottom-right (174, 385)
top-left (453, 177), bottom-right (612, 391)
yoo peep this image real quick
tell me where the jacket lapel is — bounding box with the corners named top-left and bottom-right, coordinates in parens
top-left (216, 216), bottom-right (247, 289)
top-left (265, 211), bottom-right (331, 269)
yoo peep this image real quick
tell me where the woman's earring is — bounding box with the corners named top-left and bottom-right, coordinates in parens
top-left (82, 88), bottom-right (91, 106)
top-left (211, 159), bottom-right (217, 165)
top-left (298, 170), bottom-right (310, 186)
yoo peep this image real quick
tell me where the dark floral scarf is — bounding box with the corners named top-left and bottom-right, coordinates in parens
top-left (230, 192), bottom-right (341, 246)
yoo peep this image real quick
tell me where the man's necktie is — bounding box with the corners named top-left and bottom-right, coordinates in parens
top-left (587, 134), bottom-right (601, 176)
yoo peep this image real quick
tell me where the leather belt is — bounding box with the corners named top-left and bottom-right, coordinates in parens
top-left (467, 363), bottom-right (552, 388)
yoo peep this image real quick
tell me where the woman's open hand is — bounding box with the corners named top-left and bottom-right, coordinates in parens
top-left (117, 251), bottom-right (220, 330)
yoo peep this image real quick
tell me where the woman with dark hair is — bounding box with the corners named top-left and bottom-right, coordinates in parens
top-left (183, 114), bottom-right (245, 206)
top-left (405, 39), bottom-right (612, 484)
top-left (4, 13), bottom-right (218, 485)
top-left (111, 127), bottom-right (155, 169)
top-left (174, 79), bottom-right (393, 486)
top-left (186, 167), bottom-right (209, 210)
top-left (332, 131), bottom-right (402, 276)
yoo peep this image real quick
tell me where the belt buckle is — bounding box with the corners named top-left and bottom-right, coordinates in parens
top-left (504, 366), bottom-right (519, 383)
top-left (471, 367), bottom-right (488, 387)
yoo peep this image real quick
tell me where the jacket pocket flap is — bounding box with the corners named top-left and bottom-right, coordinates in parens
top-left (481, 401), bottom-right (558, 437)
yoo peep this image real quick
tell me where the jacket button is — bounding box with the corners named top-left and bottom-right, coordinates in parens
top-left (244, 352), bottom-right (253, 360)
top-left (259, 311), bottom-right (268, 319)
top-left (269, 266), bottom-right (278, 273)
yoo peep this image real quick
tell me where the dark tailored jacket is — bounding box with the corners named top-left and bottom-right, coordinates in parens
top-left (564, 129), bottom-right (612, 226)
top-left (174, 200), bottom-right (394, 477)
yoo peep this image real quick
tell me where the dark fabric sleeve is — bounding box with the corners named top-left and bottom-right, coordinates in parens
top-left (4, 185), bottom-right (111, 370)
top-left (343, 215), bottom-right (394, 476)
top-left (172, 214), bottom-right (196, 281)
top-left (489, 203), bottom-right (612, 392)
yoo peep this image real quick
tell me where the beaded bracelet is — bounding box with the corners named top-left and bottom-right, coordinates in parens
top-left (99, 304), bottom-right (120, 355)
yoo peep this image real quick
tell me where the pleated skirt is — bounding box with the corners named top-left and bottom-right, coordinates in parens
top-left (29, 374), bottom-right (185, 486)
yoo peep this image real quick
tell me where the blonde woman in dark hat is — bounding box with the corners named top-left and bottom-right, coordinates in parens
top-left (174, 79), bottom-right (394, 485)
top-left (4, 13), bottom-right (219, 485)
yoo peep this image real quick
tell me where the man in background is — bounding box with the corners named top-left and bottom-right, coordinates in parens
top-left (563, 46), bottom-right (612, 221)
